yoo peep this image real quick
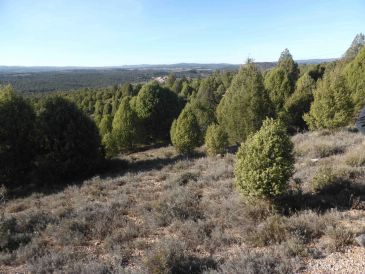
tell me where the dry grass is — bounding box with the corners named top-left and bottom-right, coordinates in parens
top-left (1, 130), bottom-right (365, 273)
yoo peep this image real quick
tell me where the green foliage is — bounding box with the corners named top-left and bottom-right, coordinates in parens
top-left (195, 76), bottom-right (222, 110)
top-left (278, 48), bottom-right (299, 85)
top-left (343, 33), bottom-right (365, 60)
top-left (36, 97), bottom-right (103, 181)
top-left (166, 73), bottom-right (177, 88)
top-left (284, 73), bottom-right (315, 131)
top-left (185, 101), bottom-right (216, 144)
top-left (205, 124), bottom-right (228, 156)
top-left (111, 97), bottom-right (140, 153)
top-left (170, 108), bottom-right (200, 154)
top-left (344, 46), bottom-right (365, 114)
top-left (265, 67), bottom-right (293, 112)
top-left (0, 85), bottom-right (36, 184)
top-left (217, 62), bottom-right (273, 144)
top-left (98, 114), bottom-right (113, 137)
top-left (120, 82), bottom-right (136, 97)
top-left (135, 81), bottom-right (181, 141)
top-left (235, 118), bottom-right (294, 200)
top-left (265, 49), bottom-right (299, 113)
top-left (304, 69), bottom-right (353, 130)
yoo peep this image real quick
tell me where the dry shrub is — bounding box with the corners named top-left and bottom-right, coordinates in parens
top-left (311, 164), bottom-right (349, 193)
top-left (343, 144), bottom-right (365, 167)
top-left (245, 215), bottom-right (287, 247)
top-left (155, 186), bottom-right (202, 226)
top-left (325, 224), bottom-right (354, 252)
top-left (285, 211), bottom-right (327, 243)
top-left (144, 238), bottom-right (216, 274)
top-left (295, 140), bottom-right (345, 158)
top-left (208, 250), bottom-right (296, 274)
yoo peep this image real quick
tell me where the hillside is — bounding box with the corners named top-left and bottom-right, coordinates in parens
top-left (0, 59), bottom-right (334, 94)
top-left (1, 130), bottom-right (365, 273)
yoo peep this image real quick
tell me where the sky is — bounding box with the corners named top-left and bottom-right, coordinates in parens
top-left (0, 0), bottom-right (364, 66)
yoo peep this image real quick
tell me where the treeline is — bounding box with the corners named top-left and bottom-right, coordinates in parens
top-left (1, 33), bottom-right (364, 189)
top-left (0, 68), bottom-right (208, 94)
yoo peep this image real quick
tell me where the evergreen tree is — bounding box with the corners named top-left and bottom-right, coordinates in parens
top-left (235, 118), bottom-right (294, 200)
top-left (343, 33), bottom-right (365, 60)
top-left (344, 46), bottom-right (365, 114)
top-left (166, 73), bottom-right (177, 88)
top-left (135, 81), bottom-right (180, 141)
top-left (284, 73), bottom-right (315, 131)
top-left (111, 97), bottom-right (140, 153)
top-left (265, 49), bottom-right (299, 113)
top-left (185, 100), bottom-right (216, 144)
top-left (170, 107), bottom-right (200, 154)
top-left (205, 124), bottom-right (228, 156)
top-left (264, 67), bottom-right (292, 113)
top-left (120, 83), bottom-right (135, 97)
top-left (217, 62), bottom-right (273, 144)
top-left (99, 114), bottom-right (113, 137)
top-left (36, 97), bottom-right (103, 181)
top-left (195, 76), bottom-right (222, 110)
top-left (0, 85), bottom-right (36, 184)
top-left (304, 69), bottom-right (353, 130)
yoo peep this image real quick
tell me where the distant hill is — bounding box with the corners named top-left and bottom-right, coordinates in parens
top-left (0, 59), bottom-right (335, 94)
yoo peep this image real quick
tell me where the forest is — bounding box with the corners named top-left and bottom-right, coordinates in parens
top-left (0, 33), bottom-right (365, 273)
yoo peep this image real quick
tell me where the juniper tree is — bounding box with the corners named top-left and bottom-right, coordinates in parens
top-left (0, 85), bottom-right (36, 184)
top-left (217, 62), bottom-right (273, 144)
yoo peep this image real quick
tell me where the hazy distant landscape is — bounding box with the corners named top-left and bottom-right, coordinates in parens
top-left (0, 59), bottom-right (334, 93)
top-left (1, 1), bottom-right (365, 273)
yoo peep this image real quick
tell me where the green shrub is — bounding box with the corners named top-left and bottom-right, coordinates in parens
top-left (205, 124), bottom-right (228, 156)
top-left (36, 97), bottom-right (104, 181)
top-left (0, 85), bottom-right (36, 184)
top-left (235, 118), bottom-right (294, 200)
top-left (170, 107), bottom-right (200, 155)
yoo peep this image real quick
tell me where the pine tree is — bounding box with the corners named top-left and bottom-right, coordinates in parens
top-left (36, 97), bottom-right (103, 181)
top-left (0, 85), bottom-right (36, 184)
top-left (304, 69), bottom-right (353, 130)
top-left (135, 81), bottom-right (180, 141)
top-left (205, 124), bottom-right (228, 156)
top-left (99, 114), bottom-right (113, 137)
top-left (170, 108), bottom-right (200, 154)
top-left (111, 97), bottom-right (140, 152)
top-left (265, 49), bottom-right (299, 113)
top-left (344, 46), bottom-right (365, 114)
top-left (217, 62), bottom-right (273, 144)
top-left (185, 101), bottom-right (216, 144)
top-left (284, 73), bottom-right (315, 131)
top-left (343, 33), bottom-right (365, 60)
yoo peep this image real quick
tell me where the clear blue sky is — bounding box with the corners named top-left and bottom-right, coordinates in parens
top-left (0, 0), bottom-right (364, 66)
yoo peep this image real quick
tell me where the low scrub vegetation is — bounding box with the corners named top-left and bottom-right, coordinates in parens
top-left (1, 129), bottom-right (364, 273)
